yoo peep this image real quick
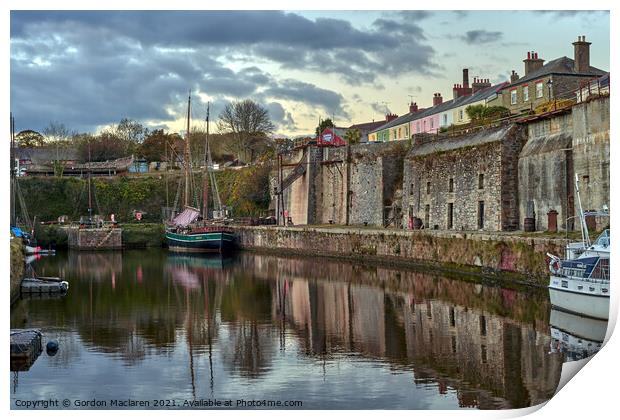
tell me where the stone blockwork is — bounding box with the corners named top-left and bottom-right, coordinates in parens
top-left (403, 124), bottom-right (527, 232)
top-left (67, 227), bottom-right (123, 250)
top-left (236, 226), bottom-right (568, 282)
top-left (276, 141), bottom-right (407, 227)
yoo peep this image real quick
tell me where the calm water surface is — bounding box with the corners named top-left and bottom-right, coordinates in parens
top-left (11, 249), bottom-right (577, 409)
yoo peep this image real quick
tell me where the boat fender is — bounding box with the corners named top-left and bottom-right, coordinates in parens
top-left (547, 253), bottom-right (562, 275)
top-left (60, 281), bottom-right (69, 292)
top-left (46, 340), bottom-right (59, 356)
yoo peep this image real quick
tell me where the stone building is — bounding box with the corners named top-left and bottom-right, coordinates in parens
top-left (402, 124), bottom-right (527, 231)
top-left (491, 36), bottom-right (606, 114)
top-left (517, 95), bottom-right (609, 231)
top-left (275, 142), bottom-right (406, 227)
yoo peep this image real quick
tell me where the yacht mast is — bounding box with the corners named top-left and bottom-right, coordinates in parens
top-left (575, 173), bottom-right (591, 247)
top-left (184, 91), bottom-right (192, 208)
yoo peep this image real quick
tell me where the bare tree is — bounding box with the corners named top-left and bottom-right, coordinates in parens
top-left (43, 122), bottom-right (75, 176)
top-left (217, 100), bottom-right (275, 162)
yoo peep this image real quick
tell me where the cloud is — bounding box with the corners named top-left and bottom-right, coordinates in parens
top-left (10, 10), bottom-right (438, 133)
top-left (460, 30), bottom-right (503, 44)
top-left (264, 80), bottom-right (348, 119)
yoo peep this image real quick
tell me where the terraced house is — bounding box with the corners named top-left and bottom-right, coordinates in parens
top-left (490, 36), bottom-right (606, 113)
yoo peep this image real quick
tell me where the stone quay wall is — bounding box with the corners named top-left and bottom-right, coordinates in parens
top-left (235, 226), bottom-right (567, 284)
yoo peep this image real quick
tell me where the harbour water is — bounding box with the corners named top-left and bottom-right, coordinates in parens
top-left (10, 249), bottom-right (588, 409)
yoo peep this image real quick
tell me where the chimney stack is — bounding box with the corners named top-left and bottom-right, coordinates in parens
top-left (462, 68), bottom-right (469, 88)
top-left (472, 77), bottom-right (492, 94)
top-left (510, 70), bottom-right (520, 83)
top-left (573, 35), bottom-right (592, 73)
top-left (432, 93), bottom-right (443, 106)
top-left (385, 113), bottom-right (398, 122)
top-left (523, 51), bottom-right (545, 76)
top-left (409, 102), bottom-right (418, 113)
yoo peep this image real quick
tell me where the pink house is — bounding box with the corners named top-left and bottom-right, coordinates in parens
top-left (410, 93), bottom-right (450, 135)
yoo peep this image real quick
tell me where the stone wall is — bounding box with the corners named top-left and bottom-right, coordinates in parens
top-left (236, 226), bottom-right (568, 282)
top-left (67, 227), bottom-right (123, 250)
top-left (276, 141), bottom-right (407, 227)
top-left (518, 112), bottom-right (574, 231)
top-left (403, 125), bottom-right (526, 232)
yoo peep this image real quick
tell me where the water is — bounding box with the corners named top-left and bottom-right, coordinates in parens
top-left (11, 249), bottom-right (573, 409)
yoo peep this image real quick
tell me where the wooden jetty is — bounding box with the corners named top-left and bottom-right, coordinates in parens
top-left (21, 277), bottom-right (69, 295)
top-left (10, 329), bottom-right (43, 371)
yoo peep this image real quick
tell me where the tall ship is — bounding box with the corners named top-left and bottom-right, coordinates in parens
top-left (165, 93), bottom-right (236, 254)
top-left (547, 175), bottom-right (610, 320)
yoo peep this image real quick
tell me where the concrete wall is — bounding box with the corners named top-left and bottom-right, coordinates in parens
top-left (518, 112), bottom-right (574, 231)
top-left (572, 96), bottom-right (610, 217)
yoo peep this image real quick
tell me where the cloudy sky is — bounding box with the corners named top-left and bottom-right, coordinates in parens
top-left (10, 10), bottom-right (610, 137)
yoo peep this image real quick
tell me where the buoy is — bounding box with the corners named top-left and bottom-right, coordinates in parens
top-left (46, 340), bottom-right (59, 356)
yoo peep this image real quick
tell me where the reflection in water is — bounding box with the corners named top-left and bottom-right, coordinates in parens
top-left (10, 250), bottom-right (572, 409)
top-left (549, 309), bottom-right (606, 361)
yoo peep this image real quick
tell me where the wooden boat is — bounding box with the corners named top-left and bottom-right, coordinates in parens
top-left (165, 94), bottom-right (236, 254)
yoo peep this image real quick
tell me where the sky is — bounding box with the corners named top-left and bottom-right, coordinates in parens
top-left (9, 10), bottom-right (610, 138)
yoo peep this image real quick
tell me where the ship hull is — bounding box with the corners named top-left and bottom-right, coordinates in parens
top-left (165, 231), bottom-right (236, 254)
top-left (549, 275), bottom-right (610, 320)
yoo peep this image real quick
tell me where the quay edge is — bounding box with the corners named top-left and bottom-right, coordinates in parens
top-left (235, 226), bottom-right (569, 286)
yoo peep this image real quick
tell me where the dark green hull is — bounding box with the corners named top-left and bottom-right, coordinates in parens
top-left (165, 231), bottom-right (235, 253)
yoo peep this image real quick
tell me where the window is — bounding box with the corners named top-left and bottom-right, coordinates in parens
top-left (523, 85), bottom-right (529, 102)
top-left (443, 114), bottom-right (448, 125)
top-left (479, 315), bottom-right (487, 336)
top-left (416, 122), bottom-right (420, 132)
top-left (458, 110), bottom-right (464, 120)
top-left (449, 178), bottom-right (454, 192)
top-left (410, 183), bottom-right (414, 195)
top-left (447, 203), bottom-right (454, 229)
top-left (510, 89), bottom-right (517, 105)
top-left (430, 119), bottom-right (434, 129)
top-left (426, 181), bottom-right (431, 194)
top-left (536, 82), bottom-right (544, 98)
top-left (478, 173), bottom-right (484, 189)
top-left (478, 201), bottom-right (484, 230)
top-left (424, 205), bottom-right (430, 228)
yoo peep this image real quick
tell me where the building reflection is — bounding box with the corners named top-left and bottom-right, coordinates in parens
top-left (13, 251), bottom-right (566, 408)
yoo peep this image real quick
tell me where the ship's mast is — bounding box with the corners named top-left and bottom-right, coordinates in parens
top-left (202, 103), bottom-right (210, 219)
top-left (184, 91), bottom-right (192, 208)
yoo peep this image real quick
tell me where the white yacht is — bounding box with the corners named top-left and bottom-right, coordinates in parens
top-left (548, 229), bottom-right (609, 319)
top-left (547, 174), bottom-right (610, 320)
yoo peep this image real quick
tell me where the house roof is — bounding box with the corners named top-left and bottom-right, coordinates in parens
top-left (348, 120), bottom-right (386, 133)
top-left (408, 124), bottom-right (516, 158)
top-left (507, 56), bottom-right (606, 87)
top-left (370, 83), bottom-right (507, 135)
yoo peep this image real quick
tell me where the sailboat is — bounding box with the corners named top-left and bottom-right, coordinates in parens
top-left (165, 92), bottom-right (236, 254)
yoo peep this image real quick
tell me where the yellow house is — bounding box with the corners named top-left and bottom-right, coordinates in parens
top-left (451, 83), bottom-right (507, 126)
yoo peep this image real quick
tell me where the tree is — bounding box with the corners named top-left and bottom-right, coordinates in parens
top-left (15, 130), bottom-right (45, 148)
top-left (43, 122), bottom-right (74, 176)
top-left (139, 129), bottom-right (183, 163)
top-left (344, 128), bottom-right (362, 145)
top-left (465, 105), bottom-right (510, 124)
top-left (315, 118), bottom-right (334, 137)
top-left (114, 118), bottom-right (148, 144)
top-left (217, 100), bottom-right (275, 163)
